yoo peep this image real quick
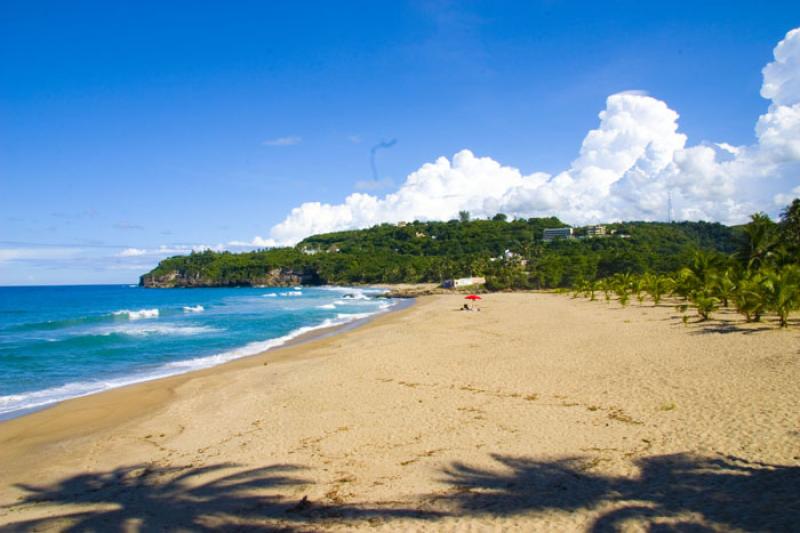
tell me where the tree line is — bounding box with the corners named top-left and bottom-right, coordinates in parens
top-left (569, 200), bottom-right (800, 327)
top-left (142, 214), bottom-right (744, 288)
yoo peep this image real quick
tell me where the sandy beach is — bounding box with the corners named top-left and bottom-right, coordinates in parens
top-left (0, 292), bottom-right (798, 531)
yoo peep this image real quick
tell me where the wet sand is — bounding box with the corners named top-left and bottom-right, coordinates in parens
top-left (1, 292), bottom-right (798, 531)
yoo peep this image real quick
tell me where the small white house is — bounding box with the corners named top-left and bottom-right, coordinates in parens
top-left (442, 276), bottom-right (486, 289)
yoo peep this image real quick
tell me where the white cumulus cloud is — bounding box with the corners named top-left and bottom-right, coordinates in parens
top-left (761, 28), bottom-right (800, 107)
top-left (227, 236), bottom-right (277, 248)
top-left (775, 185), bottom-right (800, 206)
top-left (255, 27), bottom-right (800, 246)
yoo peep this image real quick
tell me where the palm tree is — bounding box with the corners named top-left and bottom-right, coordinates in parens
top-left (733, 272), bottom-right (768, 322)
top-left (762, 265), bottom-right (800, 327)
top-left (632, 275), bottom-right (646, 304)
top-left (572, 279), bottom-right (587, 299)
top-left (586, 280), bottom-right (600, 301)
top-left (711, 268), bottom-right (737, 308)
top-left (646, 274), bottom-right (674, 306)
top-left (684, 250), bottom-right (724, 290)
top-left (613, 273), bottom-right (634, 307)
top-left (600, 278), bottom-right (613, 303)
top-left (737, 213), bottom-right (779, 270)
top-left (779, 199), bottom-right (800, 254)
top-left (691, 290), bottom-right (720, 321)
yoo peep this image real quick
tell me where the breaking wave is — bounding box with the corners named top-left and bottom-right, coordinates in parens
top-left (112, 308), bottom-right (159, 320)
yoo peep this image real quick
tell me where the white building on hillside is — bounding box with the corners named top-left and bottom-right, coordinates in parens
top-left (442, 277), bottom-right (486, 289)
top-left (586, 225), bottom-right (607, 237)
top-left (543, 227), bottom-right (573, 242)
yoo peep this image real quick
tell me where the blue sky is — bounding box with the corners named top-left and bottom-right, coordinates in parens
top-left (2, 1), bottom-right (800, 285)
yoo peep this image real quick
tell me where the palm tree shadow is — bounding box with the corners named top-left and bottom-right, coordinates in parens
top-left (438, 456), bottom-right (611, 515)
top-left (689, 322), bottom-right (773, 335)
top-left (436, 453), bottom-right (800, 532)
top-left (3, 462), bottom-right (437, 531)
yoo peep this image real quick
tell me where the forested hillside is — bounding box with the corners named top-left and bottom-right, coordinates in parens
top-left (141, 213), bottom-right (746, 289)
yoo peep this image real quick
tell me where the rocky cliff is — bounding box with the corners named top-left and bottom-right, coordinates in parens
top-left (139, 267), bottom-right (320, 288)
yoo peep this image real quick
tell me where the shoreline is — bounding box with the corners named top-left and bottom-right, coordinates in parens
top-left (0, 294), bottom-right (419, 464)
top-left (0, 295), bottom-right (414, 424)
top-left (1, 292), bottom-right (797, 530)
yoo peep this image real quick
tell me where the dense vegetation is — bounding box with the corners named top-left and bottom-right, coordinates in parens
top-left (568, 200), bottom-right (800, 327)
top-left (142, 213), bottom-right (745, 289)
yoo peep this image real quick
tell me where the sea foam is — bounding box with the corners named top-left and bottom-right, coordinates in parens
top-left (113, 308), bottom-right (159, 320)
top-left (0, 303), bottom-right (392, 418)
top-left (99, 324), bottom-right (219, 337)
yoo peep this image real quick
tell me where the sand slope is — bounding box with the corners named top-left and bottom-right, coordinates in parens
top-left (0, 293), bottom-right (798, 531)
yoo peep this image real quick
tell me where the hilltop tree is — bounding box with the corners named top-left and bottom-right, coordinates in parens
top-left (779, 198), bottom-right (800, 253)
top-left (737, 213), bottom-right (779, 270)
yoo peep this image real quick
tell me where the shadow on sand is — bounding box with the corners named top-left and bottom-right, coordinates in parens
top-left (688, 322), bottom-right (774, 335)
top-left (2, 462), bottom-right (436, 532)
top-left (435, 453), bottom-right (800, 532)
top-left (4, 454), bottom-right (798, 531)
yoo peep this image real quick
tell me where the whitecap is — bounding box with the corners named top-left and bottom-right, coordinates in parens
top-left (182, 305), bottom-right (204, 313)
top-left (317, 303), bottom-right (336, 309)
top-left (99, 324), bottom-right (219, 337)
top-left (112, 308), bottom-right (159, 320)
top-left (336, 312), bottom-right (373, 321)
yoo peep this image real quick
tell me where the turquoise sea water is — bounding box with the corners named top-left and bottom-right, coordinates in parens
top-left (0, 285), bottom-right (396, 419)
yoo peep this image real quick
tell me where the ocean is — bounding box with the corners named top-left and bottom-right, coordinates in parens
top-left (0, 284), bottom-right (397, 420)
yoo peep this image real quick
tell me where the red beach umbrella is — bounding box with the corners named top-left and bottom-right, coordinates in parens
top-left (465, 294), bottom-right (482, 301)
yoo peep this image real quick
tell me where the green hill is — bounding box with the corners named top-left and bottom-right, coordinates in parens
top-left (140, 216), bottom-right (741, 289)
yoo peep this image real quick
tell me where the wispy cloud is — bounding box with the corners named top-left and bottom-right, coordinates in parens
top-left (113, 222), bottom-right (144, 231)
top-left (0, 247), bottom-right (82, 264)
top-left (347, 134), bottom-right (362, 144)
top-left (355, 177), bottom-right (395, 191)
top-left (263, 135), bottom-right (302, 146)
top-left (51, 209), bottom-right (98, 220)
top-left (115, 244), bottom-right (226, 257)
top-left (118, 247), bottom-right (147, 257)
top-left (0, 241), bottom-right (242, 285)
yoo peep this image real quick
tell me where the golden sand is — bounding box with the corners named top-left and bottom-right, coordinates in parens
top-left (1, 293), bottom-right (798, 531)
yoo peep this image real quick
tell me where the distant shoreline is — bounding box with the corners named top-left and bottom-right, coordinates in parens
top-left (0, 287), bottom-right (413, 423)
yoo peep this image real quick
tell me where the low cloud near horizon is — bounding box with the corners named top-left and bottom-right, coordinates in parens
top-left (249, 27), bottom-right (800, 247)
